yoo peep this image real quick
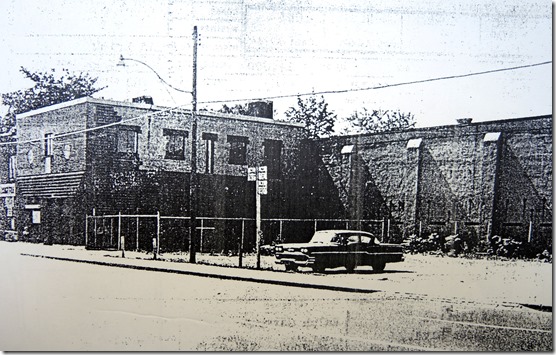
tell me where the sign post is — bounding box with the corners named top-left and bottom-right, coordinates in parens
top-left (248, 166), bottom-right (267, 269)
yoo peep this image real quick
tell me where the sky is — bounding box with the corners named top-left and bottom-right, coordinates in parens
top-left (0, 0), bottom-right (552, 128)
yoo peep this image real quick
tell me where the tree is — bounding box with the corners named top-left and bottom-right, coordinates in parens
top-left (284, 95), bottom-right (337, 139)
top-left (344, 108), bottom-right (416, 134)
top-left (217, 103), bottom-right (250, 116)
top-left (1, 67), bottom-right (105, 128)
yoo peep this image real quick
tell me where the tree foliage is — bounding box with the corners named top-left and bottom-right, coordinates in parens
top-left (344, 108), bottom-right (416, 134)
top-left (284, 95), bottom-right (337, 139)
top-left (1, 67), bottom-right (105, 127)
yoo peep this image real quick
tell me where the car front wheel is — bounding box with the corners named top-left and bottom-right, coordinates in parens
top-left (285, 264), bottom-right (298, 272)
top-left (312, 264), bottom-right (325, 273)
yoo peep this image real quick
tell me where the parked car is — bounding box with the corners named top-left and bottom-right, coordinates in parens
top-left (274, 230), bottom-right (404, 272)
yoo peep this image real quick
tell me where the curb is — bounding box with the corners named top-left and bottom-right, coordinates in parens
top-left (21, 253), bottom-right (381, 295)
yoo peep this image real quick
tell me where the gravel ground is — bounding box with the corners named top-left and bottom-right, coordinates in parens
top-left (9, 241), bottom-right (550, 307)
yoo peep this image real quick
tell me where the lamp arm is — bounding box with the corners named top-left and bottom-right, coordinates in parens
top-left (119, 55), bottom-right (192, 94)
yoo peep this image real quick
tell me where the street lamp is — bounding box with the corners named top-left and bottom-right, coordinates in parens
top-left (117, 25), bottom-right (200, 263)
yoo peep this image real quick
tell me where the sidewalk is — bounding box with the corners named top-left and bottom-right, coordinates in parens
top-left (6, 241), bottom-right (552, 309)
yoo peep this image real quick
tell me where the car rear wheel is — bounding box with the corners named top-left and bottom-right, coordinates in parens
top-left (285, 264), bottom-right (298, 272)
top-left (345, 260), bottom-right (356, 273)
top-left (372, 261), bottom-right (386, 272)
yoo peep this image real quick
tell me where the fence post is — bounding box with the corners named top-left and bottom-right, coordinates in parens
top-left (386, 219), bottom-right (391, 242)
top-left (200, 218), bottom-right (204, 253)
top-left (136, 216), bottom-right (139, 251)
top-left (454, 221), bottom-right (458, 235)
top-left (381, 218), bottom-right (385, 241)
top-left (117, 212), bottom-right (122, 250)
top-left (93, 208), bottom-right (97, 247)
top-left (314, 219), bottom-right (318, 233)
top-left (279, 220), bottom-right (283, 243)
top-left (156, 211), bottom-right (161, 256)
top-left (110, 217), bottom-right (114, 248)
top-left (85, 214), bottom-right (88, 247)
top-left (239, 219), bottom-right (244, 268)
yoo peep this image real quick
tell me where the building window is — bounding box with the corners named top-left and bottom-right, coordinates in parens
top-left (117, 126), bottom-right (140, 154)
top-left (8, 155), bottom-right (16, 181)
top-left (228, 135), bottom-right (248, 165)
top-left (163, 129), bottom-right (188, 160)
top-left (264, 139), bottom-right (282, 178)
top-left (32, 210), bottom-right (41, 224)
top-left (44, 133), bottom-right (53, 156)
top-left (202, 133), bottom-right (218, 174)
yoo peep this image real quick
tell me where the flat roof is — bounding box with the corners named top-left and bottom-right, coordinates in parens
top-left (16, 97), bottom-right (304, 128)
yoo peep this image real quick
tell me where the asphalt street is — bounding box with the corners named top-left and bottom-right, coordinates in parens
top-left (0, 241), bottom-right (552, 351)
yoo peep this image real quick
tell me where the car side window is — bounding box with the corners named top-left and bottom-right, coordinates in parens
top-left (360, 236), bottom-right (372, 244)
top-left (346, 235), bottom-right (360, 244)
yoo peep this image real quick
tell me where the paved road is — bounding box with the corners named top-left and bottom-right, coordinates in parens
top-left (0, 242), bottom-right (551, 351)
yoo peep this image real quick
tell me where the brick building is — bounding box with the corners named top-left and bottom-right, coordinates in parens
top-left (2, 97), bottom-right (551, 252)
top-left (306, 115), bottom-right (552, 248)
top-left (12, 97), bottom-right (305, 249)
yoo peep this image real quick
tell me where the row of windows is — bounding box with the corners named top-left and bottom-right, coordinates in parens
top-left (116, 127), bottom-right (283, 175)
top-left (13, 129), bottom-right (282, 177)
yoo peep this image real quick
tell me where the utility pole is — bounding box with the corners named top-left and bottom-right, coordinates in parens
top-left (189, 25), bottom-right (199, 263)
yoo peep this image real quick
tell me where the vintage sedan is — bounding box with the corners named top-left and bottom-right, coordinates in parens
top-left (274, 230), bottom-right (404, 272)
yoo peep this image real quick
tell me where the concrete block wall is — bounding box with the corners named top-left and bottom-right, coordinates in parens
top-left (312, 115), bottom-right (552, 245)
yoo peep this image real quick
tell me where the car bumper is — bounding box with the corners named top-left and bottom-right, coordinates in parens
top-left (275, 253), bottom-right (315, 267)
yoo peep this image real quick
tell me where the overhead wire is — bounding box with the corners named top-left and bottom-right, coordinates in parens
top-left (0, 60), bottom-right (551, 146)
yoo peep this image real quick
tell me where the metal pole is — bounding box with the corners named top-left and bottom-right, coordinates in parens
top-left (117, 212), bottom-right (122, 250)
top-left (85, 215), bottom-right (88, 247)
top-left (528, 220), bottom-right (533, 243)
top-left (189, 25), bottom-right (199, 264)
top-left (279, 220), bottom-right (283, 243)
top-left (239, 219), bottom-right (244, 268)
top-left (200, 218), bottom-right (204, 253)
top-left (256, 185), bottom-right (261, 269)
top-left (136, 216), bottom-right (139, 251)
top-left (454, 221), bottom-right (458, 235)
top-left (93, 208), bottom-right (97, 247)
top-left (156, 211), bottom-right (161, 256)
top-left (387, 219), bottom-right (391, 242)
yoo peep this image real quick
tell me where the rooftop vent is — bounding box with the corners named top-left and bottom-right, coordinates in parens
top-left (132, 96), bottom-right (154, 105)
top-left (456, 118), bottom-right (473, 125)
top-left (247, 101), bottom-right (273, 119)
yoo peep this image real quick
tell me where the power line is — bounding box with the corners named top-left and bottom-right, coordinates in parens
top-left (198, 61), bottom-right (552, 105)
top-left (0, 60), bottom-right (550, 146)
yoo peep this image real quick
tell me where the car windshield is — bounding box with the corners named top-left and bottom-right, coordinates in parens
top-left (309, 230), bottom-right (339, 243)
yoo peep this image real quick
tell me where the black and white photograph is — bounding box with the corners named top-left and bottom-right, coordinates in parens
top-left (0, 0), bottom-right (552, 351)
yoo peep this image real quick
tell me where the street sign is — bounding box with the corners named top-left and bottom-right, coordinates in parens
top-left (257, 180), bottom-right (268, 195)
top-left (247, 167), bottom-right (257, 181)
top-left (258, 166), bottom-right (267, 181)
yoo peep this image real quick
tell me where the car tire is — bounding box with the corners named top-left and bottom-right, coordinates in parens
top-left (312, 265), bottom-right (325, 273)
top-left (285, 264), bottom-right (298, 272)
top-left (372, 261), bottom-right (386, 272)
top-left (345, 260), bottom-right (356, 273)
